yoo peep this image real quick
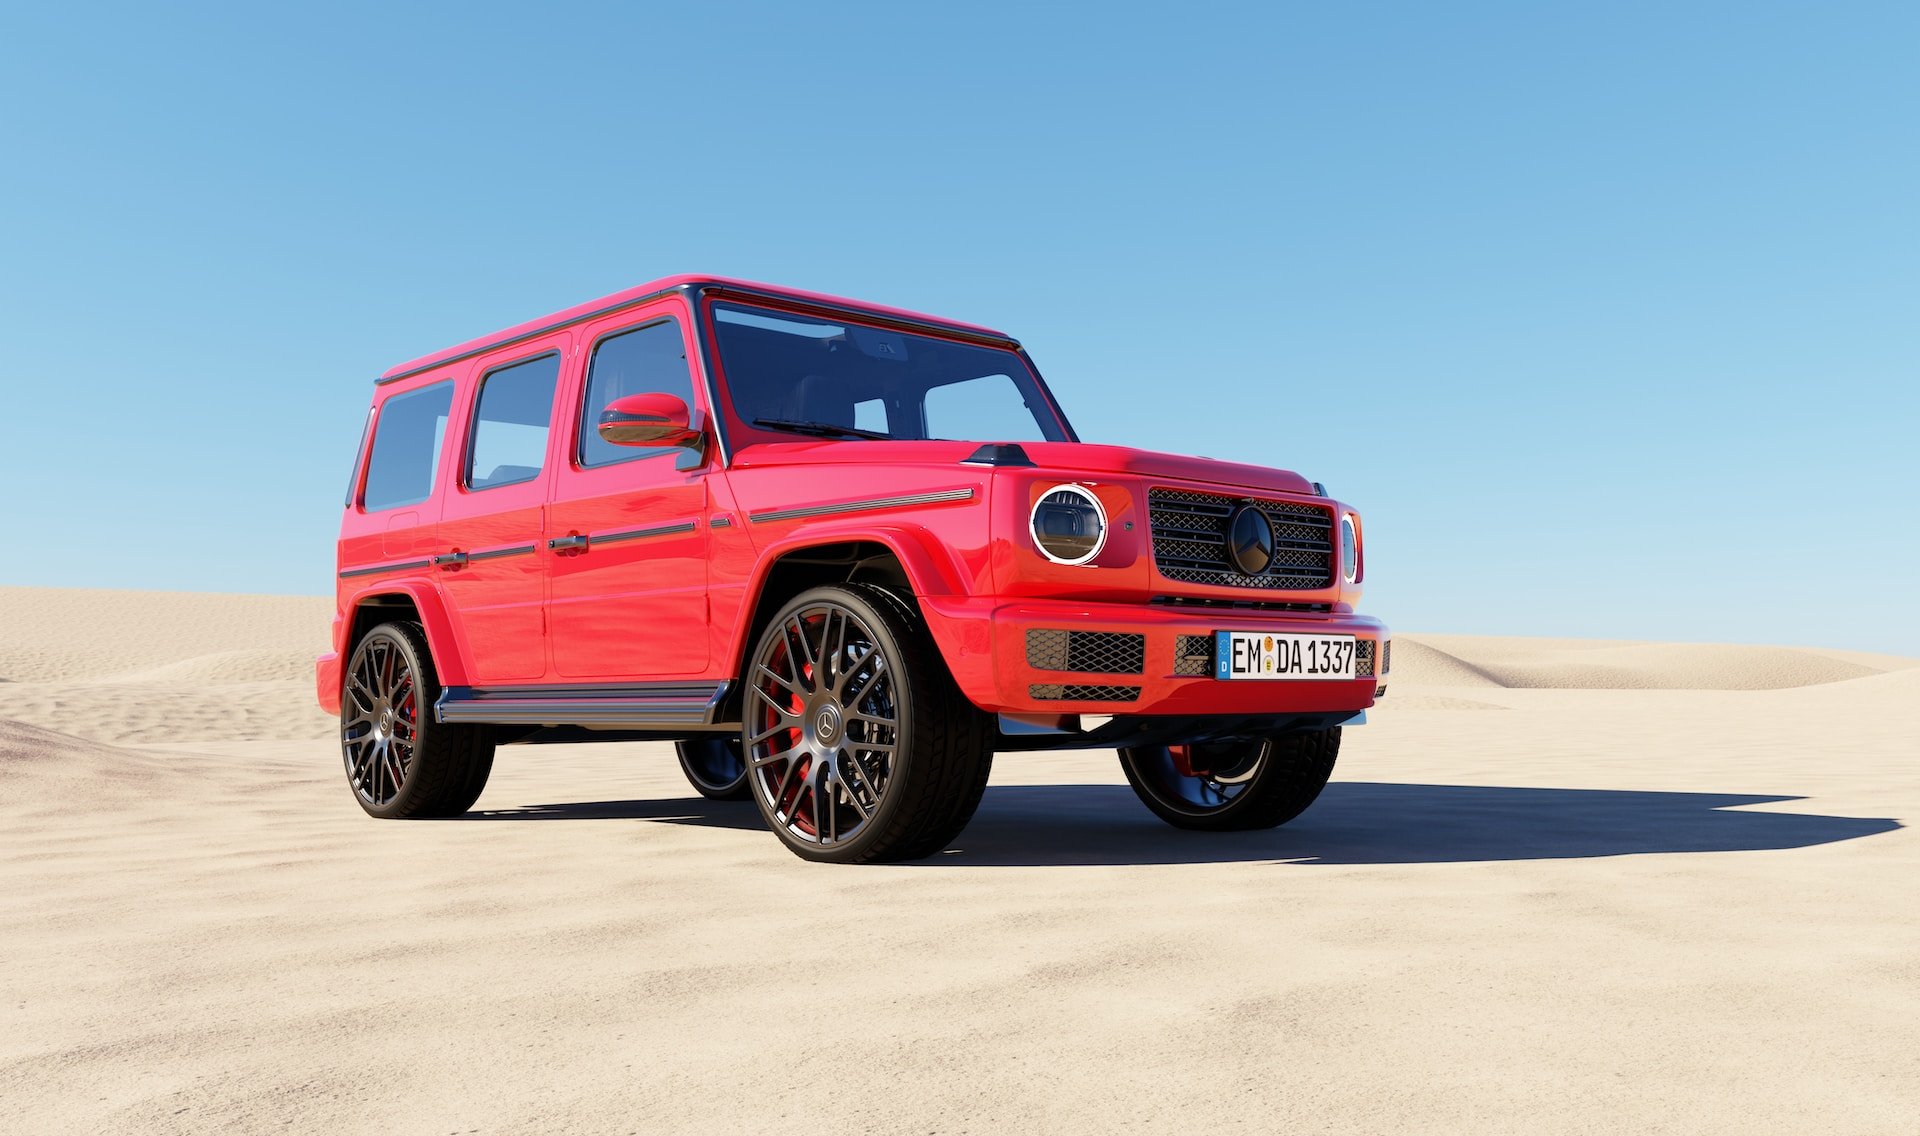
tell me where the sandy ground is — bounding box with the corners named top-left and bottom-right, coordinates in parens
top-left (2, 585), bottom-right (1917, 1134)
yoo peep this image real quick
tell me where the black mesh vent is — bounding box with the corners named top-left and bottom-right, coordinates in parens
top-left (1173, 634), bottom-right (1214, 676)
top-left (1025, 630), bottom-right (1146, 675)
top-left (1029, 684), bottom-right (1142, 702)
top-left (1383, 639), bottom-right (1391, 675)
top-left (1147, 487), bottom-right (1335, 591)
top-left (1356, 639), bottom-right (1377, 679)
top-left (1150, 596), bottom-right (1333, 613)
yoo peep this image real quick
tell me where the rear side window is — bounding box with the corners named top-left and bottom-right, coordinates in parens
top-left (578, 319), bottom-right (695, 468)
top-left (467, 353), bottom-right (560, 490)
top-left (362, 381), bottom-right (454, 511)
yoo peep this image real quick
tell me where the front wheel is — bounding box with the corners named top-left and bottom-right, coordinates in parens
top-left (742, 584), bottom-right (993, 863)
top-left (1118, 728), bottom-right (1340, 831)
top-left (674, 737), bottom-right (750, 800)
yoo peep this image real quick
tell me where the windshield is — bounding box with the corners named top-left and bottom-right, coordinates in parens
top-left (708, 301), bottom-right (1071, 445)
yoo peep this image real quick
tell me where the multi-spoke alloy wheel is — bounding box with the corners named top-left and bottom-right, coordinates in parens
top-left (1119, 727), bottom-right (1342, 832)
top-left (748, 599), bottom-right (898, 847)
top-left (743, 585), bottom-right (993, 863)
top-left (343, 631), bottom-right (418, 808)
top-left (339, 621), bottom-right (495, 819)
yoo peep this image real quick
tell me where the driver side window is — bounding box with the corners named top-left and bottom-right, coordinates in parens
top-left (578, 318), bottom-right (696, 468)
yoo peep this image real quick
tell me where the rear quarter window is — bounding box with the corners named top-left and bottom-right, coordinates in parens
top-left (362, 381), bottom-right (455, 511)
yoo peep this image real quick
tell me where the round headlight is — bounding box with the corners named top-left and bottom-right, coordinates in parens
top-left (1030, 484), bottom-right (1107, 566)
top-left (1340, 513), bottom-right (1360, 583)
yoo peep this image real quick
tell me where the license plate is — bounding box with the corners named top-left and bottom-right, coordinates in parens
top-left (1214, 631), bottom-right (1356, 681)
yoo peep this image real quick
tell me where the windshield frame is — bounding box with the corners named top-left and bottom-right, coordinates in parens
top-left (695, 291), bottom-right (1078, 459)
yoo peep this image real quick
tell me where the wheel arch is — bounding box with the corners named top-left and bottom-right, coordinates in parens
top-left (337, 581), bottom-right (471, 688)
top-left (722, 526), bottom-right (971, 708)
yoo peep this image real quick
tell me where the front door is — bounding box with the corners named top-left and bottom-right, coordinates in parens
top-left (546, 307), bottom-right (712, 679)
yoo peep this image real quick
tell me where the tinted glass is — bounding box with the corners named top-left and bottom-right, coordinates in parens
top-left (579, 319), bottom-right (696, 468)
top-left (362, 381), bottom-right (454, 511)
top-left (710, 302), bottom-right (1069, 444)
top-left (922, 373), bottom-right (1038, 443)
top-left (467, 353), bottom-right (560, 490)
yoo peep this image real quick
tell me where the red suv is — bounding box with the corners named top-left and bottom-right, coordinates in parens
top-left (321, 276), bottom-right (1388, 862)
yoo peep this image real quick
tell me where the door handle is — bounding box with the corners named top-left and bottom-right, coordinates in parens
top-left (547, 534), bottom-right (589, 553)
top-left (431, 551), bottom-right (468, 570)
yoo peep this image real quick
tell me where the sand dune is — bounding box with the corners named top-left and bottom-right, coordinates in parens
top-left (2, 586), bottom-right (1916, 1134)
top-left (0, 717), bottom-right (167, 800)
top-left (0, 588), bottom-right (333, 743)
top-left (1392, 633), bottom-right (1914, 691)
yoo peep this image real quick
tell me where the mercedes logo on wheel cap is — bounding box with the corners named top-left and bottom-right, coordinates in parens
top-left (1227, 505), bottom-right (1274, 576)
top-left (815, 707), bottom-right (839, 741)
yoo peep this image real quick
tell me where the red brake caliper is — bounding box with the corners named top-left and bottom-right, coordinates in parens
top-left (785, 660), bottom-right (814, 832)
top-left (1169, 745), bottom-right (1207, 778)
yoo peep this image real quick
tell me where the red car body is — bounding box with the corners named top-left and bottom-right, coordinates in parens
top-left (319, 275), bottom-right (1387, 754)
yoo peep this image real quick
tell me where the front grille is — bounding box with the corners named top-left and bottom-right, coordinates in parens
top-left (1173, 634), bottom-right (1214, 676)
top-left (1147, 487), bottom-right (1335, 590)
top-left (1029, 683), bottom-right (1141, 702)
top-left (1357, 639), bottom-right (1377, 679)
top-left (1026, 630), bottom-right (1145, 675)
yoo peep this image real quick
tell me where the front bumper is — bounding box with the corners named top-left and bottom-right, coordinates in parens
top-left (918, 595), bottom-right (1389, 718)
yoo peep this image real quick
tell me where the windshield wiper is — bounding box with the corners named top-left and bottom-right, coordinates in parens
top-left (752, 417), bottom-right (891, 441)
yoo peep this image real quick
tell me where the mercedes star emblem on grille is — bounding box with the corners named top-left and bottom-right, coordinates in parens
top-left (1227, 504), bottom-right (1274, 576)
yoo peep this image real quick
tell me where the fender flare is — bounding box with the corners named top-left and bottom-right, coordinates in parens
top-left (336, 577), bottom-right (472, 688)
top-left (723, 521), bottom-right (974, 675)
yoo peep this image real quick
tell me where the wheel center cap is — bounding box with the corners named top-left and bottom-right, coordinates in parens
top-left (813, 704), bottom-right (842, 743)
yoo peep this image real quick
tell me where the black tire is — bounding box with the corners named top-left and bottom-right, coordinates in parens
top-left (340, 621), bottom-right (495, 819)
top-left (1119, 727), bottom-right (1340, 831)
top-left (741, 584), bottom-right (993, 863)
top-left (675, 736), bottom-right (750, 800)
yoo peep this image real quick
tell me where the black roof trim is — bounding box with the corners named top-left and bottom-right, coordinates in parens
top-left (375, 280), bottom-right (1021, 387)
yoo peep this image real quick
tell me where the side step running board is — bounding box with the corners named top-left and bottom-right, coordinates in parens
top-left (436, 682), bottom-right (730, 728)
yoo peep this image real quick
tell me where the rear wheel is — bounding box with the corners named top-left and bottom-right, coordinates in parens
top-left (675, 737), bottom-right (750, 800)
top-left (341, 621), bottom-right (495, 818)
top-left (1119, 727), bottom-right (1340, 831)
top-left (742, 584), bottom-right (993, 863)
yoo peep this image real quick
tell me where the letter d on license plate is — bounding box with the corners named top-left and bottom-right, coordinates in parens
top-left (1215, 631), bottom-right (1356, 681)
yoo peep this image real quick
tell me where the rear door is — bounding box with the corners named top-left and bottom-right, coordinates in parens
top-left (546, 304), bottom-right (712, 679)
top-left (434, 342), bottom-right (567, 684)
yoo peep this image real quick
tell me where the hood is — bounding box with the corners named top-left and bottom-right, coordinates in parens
top-left (728, 439), bottom-right (1318, 497)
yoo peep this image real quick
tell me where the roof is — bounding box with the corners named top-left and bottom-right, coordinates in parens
top-left (377, 274), bottom-right (1017, 384)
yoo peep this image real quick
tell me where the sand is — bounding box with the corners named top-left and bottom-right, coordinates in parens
top-left (2, 585), bottom-right (1916, 1134)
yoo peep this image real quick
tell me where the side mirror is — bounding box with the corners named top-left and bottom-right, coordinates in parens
top-left (597, 392), bottom-right (703, 449)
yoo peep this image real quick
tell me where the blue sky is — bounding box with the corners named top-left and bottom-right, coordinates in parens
top-left (1, 2), bottom-right (1914, 653)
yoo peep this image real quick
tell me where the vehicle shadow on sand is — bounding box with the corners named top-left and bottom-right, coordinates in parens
top-left (458, 781), bottom-right (1898, 867)
top-left (935, 782), bottom-right (1900, 867)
